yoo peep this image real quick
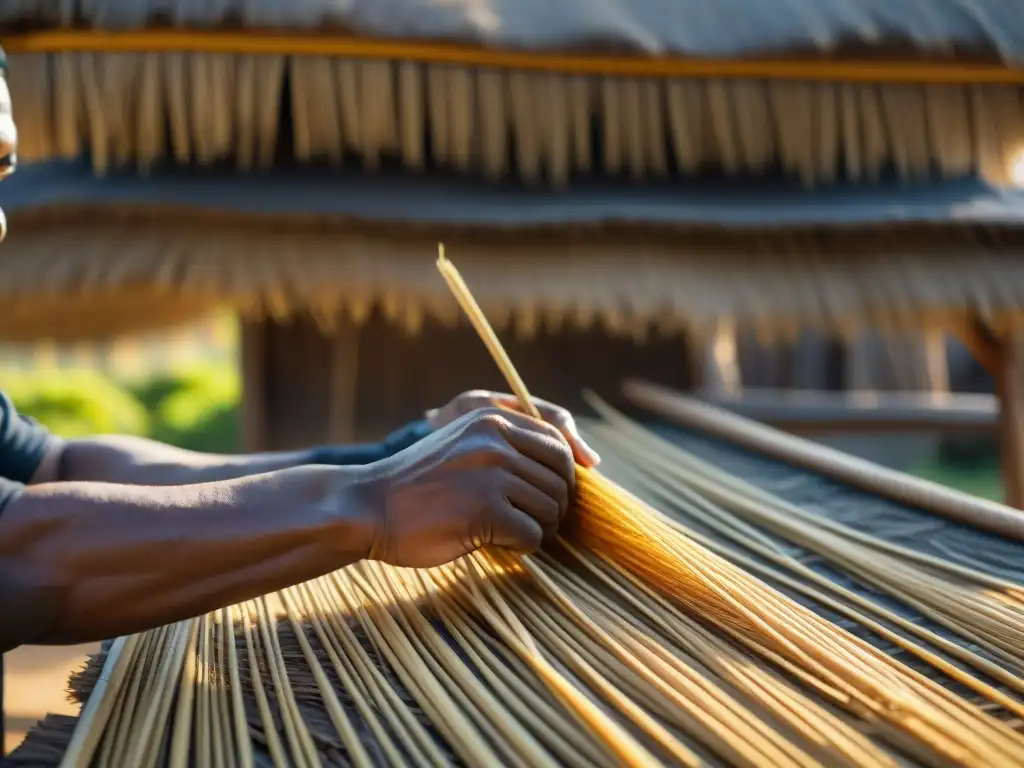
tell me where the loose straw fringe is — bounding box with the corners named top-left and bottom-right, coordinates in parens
top-left (9, 51), bottom-right (1024, 185)
top-left (9, 227), bottom-right (1024, 349)
top-left (44, 250), bottom-right (1024, 767)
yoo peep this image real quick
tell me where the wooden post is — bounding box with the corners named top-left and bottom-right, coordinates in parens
top-left (328, 321), bottom-right (360, 444)
top-left (692, 319), bottom-right (742, 395)
top-left (239, 314), bottom-right (363, 452)
top-left (922, 328), bottom-right (950, 398)
top-left (996, 329), bottom-right (1024, 509)
top-left (953, 318), bottom-right (1021, 508)
top-left (239, 318), bottom-right (266, 452)
top-left (792, 331), bottom-right (829, 390)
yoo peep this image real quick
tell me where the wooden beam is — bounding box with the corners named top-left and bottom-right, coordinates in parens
top-left (695, 388), bottom-right (997, 435)
top-left (4, 30), bottom-right (1021, 84)
top-left (623, 379), bottom-right (1024, 540)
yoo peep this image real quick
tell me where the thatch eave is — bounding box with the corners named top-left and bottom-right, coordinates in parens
top-left (2, 1), bottom-right (1022, 63)
top-left (3, 162), bottom-right (1024, 343)
top-left (6, 42), bottom-right (1024, 186)
top-left (2, 200), bottom-right (1024, 345)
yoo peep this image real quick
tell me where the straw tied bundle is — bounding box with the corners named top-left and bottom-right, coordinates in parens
top-left (15, 254), bottom-right (1024, 768)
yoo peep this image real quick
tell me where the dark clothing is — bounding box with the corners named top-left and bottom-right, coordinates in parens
top-left (305, 419), bottom-right (433, 466)
top-left (0, 392), bottom-right (52, 489)
top-left (0, 391), bottom-right (53, 760)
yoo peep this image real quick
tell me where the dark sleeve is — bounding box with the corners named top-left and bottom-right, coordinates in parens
top-left (0, 390), bottom-right (53, 485)
top-left (306, 419), bottom-right (433, 466)
top-left (0, 476), bottom-right (25, 521)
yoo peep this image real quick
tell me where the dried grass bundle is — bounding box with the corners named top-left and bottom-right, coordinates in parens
top-left (436, 247), bottom-right (1024, 767)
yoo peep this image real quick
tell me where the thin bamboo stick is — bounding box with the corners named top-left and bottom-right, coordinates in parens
top-left (58, 634), bottom-right (142, 768)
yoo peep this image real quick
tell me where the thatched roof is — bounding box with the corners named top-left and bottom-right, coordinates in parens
top-left (3, 0), bottom-right (1023, 61)
top-left (3, 0), bottom-right (1024, 185)
top-left (6, 48), bottom-right (1023, 186)
top-left (3, 161), bottom-right (1024, 343)
top-left (2, 3), bottom-right (1023, 341)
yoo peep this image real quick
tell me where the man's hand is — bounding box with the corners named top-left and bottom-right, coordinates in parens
top-left (363, 408), bottom-right (576, 568)
top-left (426, 390), bottom-right (600, 468)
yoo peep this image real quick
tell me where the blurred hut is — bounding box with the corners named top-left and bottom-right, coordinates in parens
top-left (1, 2), bottom-right (1024, 490)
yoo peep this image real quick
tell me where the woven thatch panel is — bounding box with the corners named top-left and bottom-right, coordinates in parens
top-left (3, 216), bottom-right (1024, 342)
top-left (10, 418), bottom-right (1024, 766)
top-left (2, 0), bottom-right (1022, 61)
top-left (7, 51), bottom-right (1024, 184)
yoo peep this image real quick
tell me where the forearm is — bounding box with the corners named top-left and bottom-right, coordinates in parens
top-left (57, 434), bottom-right (316, 485)
top-left (56, 420), bottom-right (432, 486)
top-left (0, 465), bottom-right (375, 649)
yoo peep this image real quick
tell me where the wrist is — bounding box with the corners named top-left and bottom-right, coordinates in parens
top-left (295, 465), bottom-right (381, 564)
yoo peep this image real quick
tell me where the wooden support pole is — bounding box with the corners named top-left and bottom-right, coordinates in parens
top-left (328, 321), bottom-right (360, 444)
top-left (692, 319), bottom-right (742, 395)
top-left (239, 318), bottom-right (266, 453)
top-left (995, 329), bottom-right (1024, 509)
top-left (922, 328), bottom-right (950, 398)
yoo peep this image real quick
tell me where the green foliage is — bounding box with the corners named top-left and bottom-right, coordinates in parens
top-left (4, 369), bottom-right (150, 439)
top-left (150, 366), bottom-right (241, 453)
top-left (4, 363), bottom-right (241, 452)
top-left (913, 454), bottom-right (1003, 502)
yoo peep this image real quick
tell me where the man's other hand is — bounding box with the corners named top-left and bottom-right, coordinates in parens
top-left (426, 390), bottom-right (600, 468)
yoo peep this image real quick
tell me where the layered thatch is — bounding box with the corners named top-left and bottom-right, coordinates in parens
top-left (3, 205), bottom-right (1024, 343)
top-left (0, 142), bottom-right (1018, 357)
top-left (2, 159), bottom-right (1023, 343)
top-left (1, 1), bottom-right (1022, 354)
top-left (8, 49), bottom-right (1024, 185)
top-left (4, 0), bottom-right (1024, 185)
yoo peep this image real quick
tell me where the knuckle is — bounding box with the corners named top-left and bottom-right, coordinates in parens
top-left (477, 407), bottom-right (508, 425)
top-left (554, 411), bottom-right (574, 430)
top-left (464, 408), bottom-right (508, 435)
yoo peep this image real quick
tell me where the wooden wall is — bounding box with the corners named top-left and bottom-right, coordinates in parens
top-left (242, 312), bottom-right (694, 451)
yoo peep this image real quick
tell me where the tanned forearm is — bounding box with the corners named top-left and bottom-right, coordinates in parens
top-left (52, 424), bottom-right (429, 486)
top-left (0, 465), bottom-right (376, 650)
top-left (55, 435), bottom-right (316, 486)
